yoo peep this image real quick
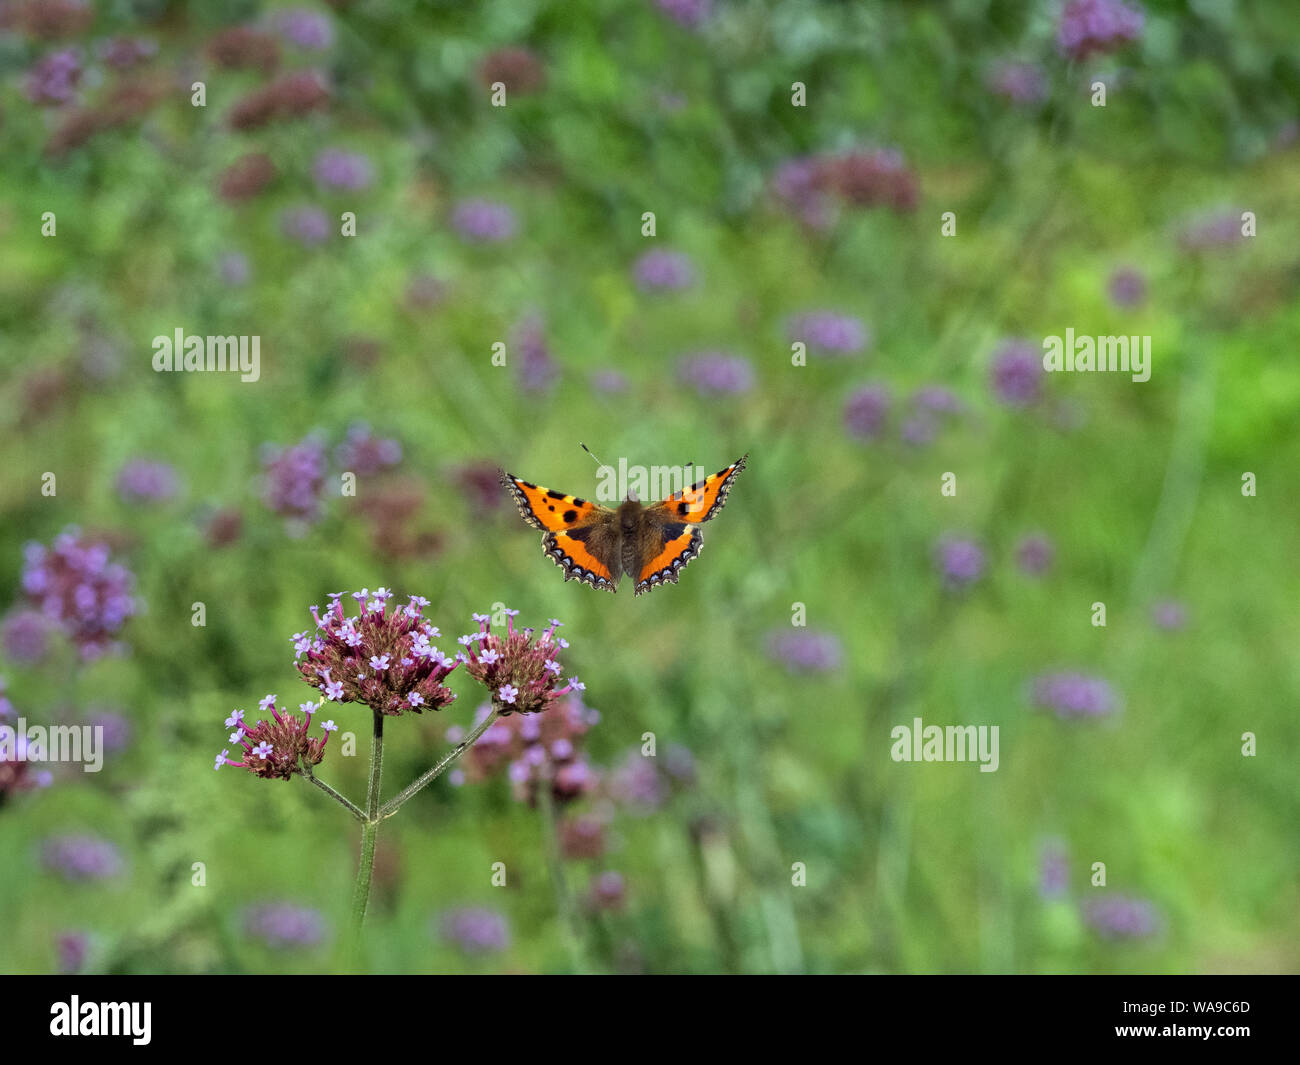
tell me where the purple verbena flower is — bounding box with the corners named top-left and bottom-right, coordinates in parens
top-left (245, 901), bottom-right (328, 948)
top-left (215, 695), bottom-right (332, 780)
top-left (633, 249), bottom-right (697, 292)
top-left (273, 9), bottom-right (334, 51)
top-left (296, 593), bottom-right (459, 716)
top-left (261, 435), bottom-right (328, 525)
top-left (1, 610), bottom-right (54, 665)
top-left (41, 835), bottom-right (123, 881)
top-left (788, 311), bottom-right (870, 356)
top-left (313, 148), bottom-right (374, 192)
top-left (1058, 0), bottom-right (1145, 61)
top-left (24, 49), bottom-right (82, 106)
top-left (115, 458), bottom-right (181, 504)
top-left (677, 351), bottom-right (755, 396)
top-left (20, 528), bottom-right (140, 660)
top-left (989, 339), bottom-right (1044, 407)
top-left (459, 612), bottom-right (582, 717)
top-left (844, 383), bottom-right (890, 441)
top-left (1107, 266), bottom-right (1147, 308)
top-left (765, 629), bottom-right (844, 672)
top-left (936, 536), bottom-right (986, 589)
top-left (1031, 671), bottom-right (1119, 719)
top-left (280, 205), bottom-right (331, 246)
top-left (451, 199), bottom-right (517, 243)
top-left (437, 907), bottom-right (510, 954)
top-left (1082, 894), bottom-right (1162, 940)
top-left (335, 422), bottom-right (402, 476)
top-left (1015, 533), bottom-right (1055, 576)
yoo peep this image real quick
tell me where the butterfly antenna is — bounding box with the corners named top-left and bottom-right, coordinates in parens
top-left (580, 443), bottom-right (604, 467)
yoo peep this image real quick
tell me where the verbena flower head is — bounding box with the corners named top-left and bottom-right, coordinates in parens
top-left (313, 148), bottom-right (374, 192)
top-left (1150, 599), bottom-right (1188, 631)
top-left (56, 931), bottom-right (91, 974)
top-left (458, 612), bottom-right (582, 716)
top-left (633, 248), bottom-right (696, 292)
top-left (24, 48), bottom-right (82, 106)
top-left (280, 204), bottom-right (331, 246)
top-left (261, 435), bottom-right (328, 524)
top-left (451, 199), bottom-right (517, 243)
top-left (274, 8), bottom-right (334, 51)
top-left (461, 692), bottom-right (600, 805)
top-left (21, 527), bottom-right (139, 660)
top-left (1031, 671), bottom-right (1119, 719)
top-left (766, 629), bottom-right (844, 673)
top-left (989, 339), bottom-right (1043, 407)
top-left (245, 902), bottom-right (328, 949)
top-left (1039, 838), bottom-right (1069, 899)
top-left (844, 383), bottom-right (890, 441)
top-left (214, 696), bottom-right (332, 780)
top-left (936, 536), bottom-right (986, 589)
top-left (987, 60), bottom-right (1048, 105)
top-left (787, 311), bottom-right (870, 356)
top-left (1, 609), bottom-right (54, 665)
top-left (1107, 266), bottom-right (1147, 308)
top-left (2, 684), bottom-right (54, 803)
top-left (677, 351), bottom-right (755, 396)
top-left (586, 870), bottom-right (627, 912)
top-left (437, 907), bottom-right (510, 954)
top-left (511, 313), bottom-right (559, 394)
top-left (41, 834), bottom-right (123, 881)
top-left (1058, 0), bottom-right (1144, 61)
top-left (296, 591), bottom-right (458, 716)
top-left (1082, 894), bottom-right (1162, 940)
top-left (335, 422), bottom-right (402, 476)
top-left (1015, 533), bottom-right (1055, 576)
top-left (477, 46), bottom-right (546, 95)
top-left (115, 457), bottom-right (181, 504)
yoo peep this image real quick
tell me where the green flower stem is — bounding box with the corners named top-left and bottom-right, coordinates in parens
top-left (301, 763), bottom-right (365, 822)
top-left (349, 709), bottom-right (385, 955)
top-left (536, 762), bottom-right (589, 973)
top-left (377, 707), bottom-right (501, 820)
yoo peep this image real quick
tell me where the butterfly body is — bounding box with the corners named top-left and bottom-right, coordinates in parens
top-left (501, 456), bottom-right (746, 595)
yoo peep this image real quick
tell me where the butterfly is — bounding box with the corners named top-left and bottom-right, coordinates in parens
top-left (500, 456), bottom-right (748, 595)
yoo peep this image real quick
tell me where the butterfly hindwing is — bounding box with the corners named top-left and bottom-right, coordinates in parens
top-left (661, 455), bottom-right (748, 524)
top-left (633, 519), bottom-right (703, 596)
top-left (500, 471), bottom-right (608, 532)
top-left (543, 525), bottom-right (618, 593)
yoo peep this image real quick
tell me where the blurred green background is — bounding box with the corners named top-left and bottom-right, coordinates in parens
top-left (0, 0), bottom-right (1297, 974)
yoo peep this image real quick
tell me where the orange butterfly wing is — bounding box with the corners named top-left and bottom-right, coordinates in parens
top-left (500, 472), bottom-right (606, 532)
top-left (658, 455), bottom-right (748, 524)
top-left (633, 455), bottom-right (747, 595)
top-left (501, 471), bottom-right (618, 592)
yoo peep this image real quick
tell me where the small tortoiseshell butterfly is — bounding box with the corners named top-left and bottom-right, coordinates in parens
top-left (500, 456), bottom-right (748, 595)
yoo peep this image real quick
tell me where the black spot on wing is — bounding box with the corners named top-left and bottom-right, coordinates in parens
top-left (562, 509), bottom-right (578, 523)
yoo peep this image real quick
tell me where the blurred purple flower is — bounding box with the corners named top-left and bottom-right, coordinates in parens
top-left (217, 251), bottom-right (251, 286)
top-left (56, 931), bottom-right (91, 974)
top-left (590, 369), bottom-right (629, 395)
top-left (21, 528), bottom-right (139, 660)
top-left (512, 314), bottom-right (559, 394)
top-left (244, 902), bottom-right (328, 949)
top-left (2, 610), bottom-right (54, 665)
top-left (633, 249), bottom-right (696, 292)
top-left (42, 835), bottom-right (123, 881)
top-left (677, 352), bottom-right (754, 396)
top-left (335, 423), bottom-right (402, 476)
top-left (766, 629), bottom-right (844, 673)
top-left (1151, 599), bottom-right (1188, 631)
top-left (1107, 267), bottom-right (1147, 309)
top-left (844, 384), bottom-right (890, 441)
top-left (608, 751), bottom-right (666, 812)
top-left (116, 458), bottom-right (180, 504)
top-left (788, 311), bottom-right (870, 356)
top-left (936, 536), bottom-right (986, 589)
top-left (1083, 894), bottom-right (1162, 941)
top-left (405, 272), bottom-right (447, 312)
top-left (261, 435), bottom-right (328, 524)
top-left (451, 199), bottom-right (517, 243)
top-left (989, 339), bottom-right (1043, 408)
top-left (98, 37), bottom-right (158, 69)
top-left (280, 205), bottom-right (331, 246)
top-left (771, 156), bottom-right (835, 229)
top-left (24, 49), bottom-right (82, 106)
top-left (1031, 672), bottom-right (1119, 719)
top-left (912, 386), bottom-right (965, 417)
top-left (274, 9), bottom-right (334, 51)
top-left (86, 709), bottom-right (132, 753)
top-left (1057, 0), bottom-right (1144, 61)
top-left (313, 148), bottom-right (374, 192)
top-left (1015, 533), bottom-right (1055, 576)
top-left (1039, 838), bottom-right (1069, 899)
top-left (587, 871), bottom-right (627, 912)
top-left (654, 0), bottom-right (713, 29)
top-left (987, 60), bottom-right (1048, 105)
top-left (438, 907), bottom-right (510, 954)
top-left (900, 414), bottom-right (937, 447)
top-left (1179, 209), bottom-right (1245, 252)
